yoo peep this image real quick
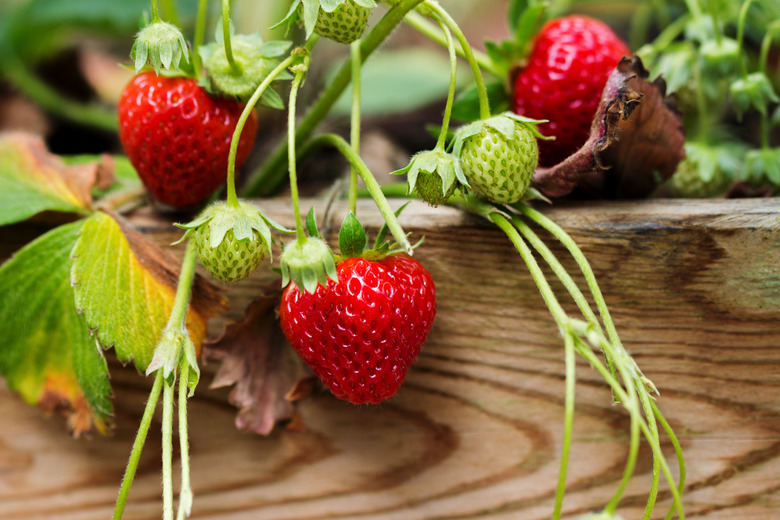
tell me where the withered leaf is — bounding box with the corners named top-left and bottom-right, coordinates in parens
top-left (205, 284), bottom-right (307, 435)
top-left (532, 57), bottom-right (685, 199)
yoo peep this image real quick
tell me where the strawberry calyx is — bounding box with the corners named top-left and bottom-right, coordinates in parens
top-left (393, 149), bottom-right (468, 207)
top-left (131, 20), bottom-right (190, 75)
top-left (334, 208), bottom-right (420, 265)
top-left (199, 33), bottom-right (293, 103)
top-left (279, 237), bottom-right (338, 293)
top-left (452, 112), bottom-right (550, 154)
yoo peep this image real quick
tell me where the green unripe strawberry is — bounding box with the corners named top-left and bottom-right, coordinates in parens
top-left (275, 0), bottom-right (376, 45)
top-left (452, 113), bottom-right (545, 204)
top-left (393, 149), bottom-right (468, 207)
top-left (666, 141), bottom-right (742, 198)
top-left (176, 201), bottom-right (289, 283)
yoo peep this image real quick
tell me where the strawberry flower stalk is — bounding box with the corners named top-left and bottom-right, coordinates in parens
top-left (393, 14), bottom-right (468, 206)
top-left (131, 0), bottom-right (189, 74)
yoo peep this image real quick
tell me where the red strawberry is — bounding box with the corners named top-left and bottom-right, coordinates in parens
top-left (512, 16), bottom-right (630, 166)
top-left (118, 71), bottom-right (258, 208)
top-left (280, 254), bottom-right (436, 405)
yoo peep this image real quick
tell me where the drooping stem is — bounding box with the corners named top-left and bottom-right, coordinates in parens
top-left (349, 41), bottom-right (362, 215)
top-left (112, 371), bottom-right (164, 520)
top-left (551, 332), bottom-right (576, 520)
top-left (640, 390), bottom-right (662, 520)
top-left (226, 54), bottom-right (296, 207)
top-left (654, 400), bottom-right (687, 520)
top-left (403, 10), bottom-right (499, 76)
top-left (432, 14), bottom-right (458, 151)
top-left (161, 377), bottom-right (175, 520)
top-left (192, 0), bottom-right (209, 78)
top-left (308, 133), bottom-right (412, 253)
top-left (169, 240), bottom-right (198, 326)
top-left (243, 0), bottom-right (429, 197)
top-left (176, 361), bottom-right (193, 520)
top-left (736, 0), bottom-right (757, 79)
top-left (288, 69), bottom-right (307, 244)
top-left (222, 0), bottom-right (241, 73)
top-left (425, 1), bottom-right (491, 120)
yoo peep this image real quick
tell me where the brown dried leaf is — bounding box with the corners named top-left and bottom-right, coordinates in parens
top-left (532, 57), bottom-right (685, 198)
top-left (205, 284), bottom-right (307, 435)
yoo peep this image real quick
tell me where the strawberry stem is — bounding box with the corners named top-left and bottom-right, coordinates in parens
top-left (310, 133), bottom-right (412, 254)
top-left (162, 376), bottom-right (175, 520)
top-left (432, 14), bottom-right (457, 152)
top-left (112, 371), bottom-right (163, 520)
top-left (403, 10), bottom-right (499, 77)
top-left (736, 0), bottom-right (756, 79)
top-left (226, 54), bottom-right (296, 208)
top-left (349, 40), bottom-right (362, 216)
top-left (221, 0), bottom-right (241, 74)
top-left (192, 0), bottom-right (209, 78)
top-left (150, 0), bottom-right (161, 23)
top-left (551, 332), bottom-right (576, 520)
top-left (426, 1), bottom-right (491, 120)
top-left (288, 67), bottom-right (307, 244)
top-left (243, 0), bottom-right (429, 197)
top-left (176, 359), bottom-right (193, 520)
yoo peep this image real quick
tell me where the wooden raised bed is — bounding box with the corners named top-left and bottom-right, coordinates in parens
top-left (1, 197), bottom-right (779, 519)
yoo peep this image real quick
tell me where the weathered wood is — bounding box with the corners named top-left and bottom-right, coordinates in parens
top-left (1, 198), bottom-right (779, 520)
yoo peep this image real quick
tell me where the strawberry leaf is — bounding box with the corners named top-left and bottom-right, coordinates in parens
top-left (0, 220), bottom-right (112, 435)
top-left (71, 211), bottom-right (227, 372)
top-left (0, 133), bottom-right (114, 226)
top-left (205, 286), bottom-right (305, 435)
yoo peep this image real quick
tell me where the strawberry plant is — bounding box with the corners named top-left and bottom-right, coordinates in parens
top-left (2, 0), bottom-right (778, 518)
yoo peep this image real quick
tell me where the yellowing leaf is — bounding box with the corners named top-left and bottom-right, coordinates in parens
top-left (0, 220), bottom-right (112, 435)
top-left (71, 211), bottom-right (227, 371)
top-left (0, 132), bottom-right (114, 225)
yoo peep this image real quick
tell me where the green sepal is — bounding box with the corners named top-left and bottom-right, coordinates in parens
top-left (338, 211), bottom-right (367, 258)
top-left (280, 237), bottom-right (337, 293)
top-left (199, 32), bottom-right (293, 102)
top-left (397, 149), bottom-right (467, 206)
top-left (730, 72), bottom-right (779, 119)
top-left (305, 207), bottom-right (321, 238)
top-left (146, 327), bottom-right (200, 392)
top-left (373, 201), bottom-right (411, 251)
top-left (131, 20), bottom-right (189, 74)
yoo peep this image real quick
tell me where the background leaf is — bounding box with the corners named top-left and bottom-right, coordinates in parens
top-left (0, 220), bottom-right (112, 435)
top-left (0, 132), bottom-right (109, 226)
top-left (71, 211), bottom-right (227, 372)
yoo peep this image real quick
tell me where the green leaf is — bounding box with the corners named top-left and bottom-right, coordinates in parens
top-left (508, 0), bottom-right (530, 32)
top-left (0, 220), bottom-right (111, 435)
top-left (0, 133), bottom-right (99, 226)
top-left (514, 3), bottom-right (546, 50)
top-left (71, 211), bottom-right (223, 372)
top-left (338, 211), bottom-right (367, 258)
top-left (331, 48), bottom-right (466, 116)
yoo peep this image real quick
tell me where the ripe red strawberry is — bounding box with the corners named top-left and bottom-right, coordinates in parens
top-left (280, 254), bottom-right (436, 405)
top-left (118, 71), bottom-right (258, 208)
top-left (512, 16), bottom-right (630, 166)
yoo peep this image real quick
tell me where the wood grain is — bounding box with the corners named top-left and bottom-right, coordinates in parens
top-left (1, 198), bottom-right (779, 520)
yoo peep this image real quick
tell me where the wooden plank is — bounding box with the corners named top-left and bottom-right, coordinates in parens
top-left (1, 198), bottom-right (779, 519)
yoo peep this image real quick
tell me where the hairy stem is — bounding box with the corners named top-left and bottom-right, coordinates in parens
top-left (112, 372), bottom-right (164, 520)
top-left (222, 0), bottom-right (240, 73)
top-left (161, 377), bottom-right (175, 520)
top-left (288, 70), bottom-right (307, 243)
top-left (308, 133), bottom-right (412, 253)
top-left (242, 0), bottom-right (428, 196)
top-left (226, 55), bottom-right (295, 207)
top-left (432, 14), bottom-right (458, 151)
top-left (176, 361), bottom-right (193, 520)
top-left (350, 41), bottom-right (362, 215)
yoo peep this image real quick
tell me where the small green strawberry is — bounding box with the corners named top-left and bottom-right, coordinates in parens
top-left (275, 0), bottom-right (377, 45)
top-left (452, 113), bottom-right (547, 204)
top-left (177, 201), bottom-right (288, 283)
top-left (666, 141), bottom-right (744, 197)
top-left (131, 19), bottom-right (189, 74)
top-left (393, 149), bottom-right (468, 206)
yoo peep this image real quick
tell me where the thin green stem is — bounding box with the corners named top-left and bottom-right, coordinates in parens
top-left (426, 1), bottom-right (491, 120)
top-left (176, 361), bottom-right (193, 520)
top-left (349, 41), bottom-right (362, 215)
top-left (151, 0), bottom-right (161, 22)
top-left (758, 29), bottom-right (777, 150)
top-left (170, 240), bottom-right (198, 326)
top-left (432, 14), bottom-right (457, 151)
top-left (4, 55), bottom-right (118, 132)
top-left (113, 372), bottom-right (164, 520)
top-left (552, 332), bottom-right (576, 520)
top-left (226, 54), bottom-right (296, 207)
top-left (736, 0), bottom-right (756, 79)
top-left (654, 400), bottom-right (686, 520)
top-left (288, 70), bottom-right (307, 243)
top-left (309, 133), bottom-right (412, 253)
top-left (192, 0), bottom-right (209, 78)
top-left (403, 10), bottom-right (499, 76)
top-left (161, 377), bottom-right (175, 520)
top-left (222, 0), bottom-right (240, 73)
top-left (707, 0), bottom-right (723, 46)
top-left (640, 390), bottom-right (662, 520)
top-left (243, 0), bottom-right (428, 197)
top-left (605, 395), bottom-right (641, 513)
